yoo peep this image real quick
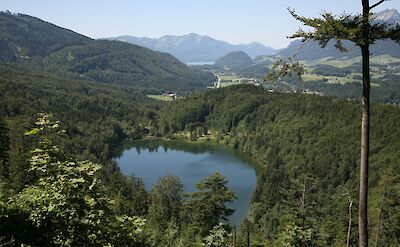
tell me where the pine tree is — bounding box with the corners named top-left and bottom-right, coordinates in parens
top-left (185, 172), bottom-right (236, 235)
top-left (287, 2), bottom-right (400, 246)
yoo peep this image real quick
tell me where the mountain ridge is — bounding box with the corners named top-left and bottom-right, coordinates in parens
top-left (0, 11), bottom-right (215, 92)
top-left (107, 33), bottom-right (277, 62)
top-left (374, 8), bottom-right (400, 25)
top-left (0, 11), bottom-right (92, 61)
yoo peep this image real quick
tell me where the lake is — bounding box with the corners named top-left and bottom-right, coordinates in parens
top-left (185, 61), bottom-right (215, 66)
top-left (114, 139), bottom-right (258, 225)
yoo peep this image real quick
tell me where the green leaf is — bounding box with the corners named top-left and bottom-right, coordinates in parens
top-left (71, 178), bottom-right (85, 183)
top-left (24, 128), bottom-right (40, 136)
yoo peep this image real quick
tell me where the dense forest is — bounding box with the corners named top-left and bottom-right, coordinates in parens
top-left (1, 8), bottom-right (400, 247)
top-left (1, 65), bottom-right (400, 246)
top-left (157, 85), bottom-right (400, 246)
top-left (0, 63), bottom-right (239, 246)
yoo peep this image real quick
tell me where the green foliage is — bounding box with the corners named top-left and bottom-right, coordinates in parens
top-left (141, 173), bottom-right (237, 246)
top-left (185, 172), bottom-right (236, 235)
top-left (266, 58), bottom-right (305, 82)
top-left (0, 64), bottom-right (158, 192)
top-left (277, 223), bottom-right (318, 247)
top-left (3, 114), bottom-right (146, 246)
top-left (288, 8), bottom-right (400, 48)
top-left (148, 175), bottom-right (183, 225)
top-left (157, 84), bottom-right (400, 245)
top-left (111, 175), bottom-right (149, 216)
top-left (202, 223), bottom-right (232, 247)
top-left (146, 175), bottom-right (184, 245)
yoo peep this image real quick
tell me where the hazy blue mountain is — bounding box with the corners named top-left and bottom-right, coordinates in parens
top-left (374, 8), bottom-right (400, 25)
top-left (108, 33), bottom-right (277, 62)
top-left (277, 9), bottom-right (400, 60)
top-left (235, 42), bottom-right (277, 58)
top-left (0, 11), bottom-right (214, 92)
top-left (214, 51), bottom-right (255, 68)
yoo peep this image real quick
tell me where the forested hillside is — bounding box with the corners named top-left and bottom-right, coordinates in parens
top-left (0, 64), bottom-right (158, 192)
top-left (158, 85), bottom-right (400, 246)
top-left (1, 7), bottom-right (399, 247)
top-left (1, 67), bottom-right (399, 246)
top-left (0, 64), bottom-right (238, 246)
top-left (0, 11), bottom-right (214, 93)
top-left (41, 40), bottom-right (215, 91)
top-left (0, 11), bottom-right (91, 61)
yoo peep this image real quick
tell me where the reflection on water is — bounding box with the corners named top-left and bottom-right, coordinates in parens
top-left (114, 139), bottom-right (258, 226)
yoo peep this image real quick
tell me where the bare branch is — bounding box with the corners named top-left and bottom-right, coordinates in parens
top-left (293, 39), bottom-right (310, 60)
top-left (0, 236), bottom-right (15, 247)
top-left (369, 0), bottom-right (386, 11)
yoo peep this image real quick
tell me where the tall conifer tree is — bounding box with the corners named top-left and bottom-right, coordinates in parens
top-left (287, 1), bottom-right (400, 246)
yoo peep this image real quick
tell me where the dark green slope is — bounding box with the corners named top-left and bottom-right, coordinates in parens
top-left (214, 51), bottom-right (255, 68)
top-left (0, 11), bottom-right (214, 92)
top-left (0, 63), bottom-right (161, 191)
top-left (0, 11), bottom-right (91, 61)
top-left (42, 40), bottom-right (215, 91)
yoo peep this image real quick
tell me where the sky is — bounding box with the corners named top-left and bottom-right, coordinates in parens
top-left (2, 0), bottom-right (400, 49)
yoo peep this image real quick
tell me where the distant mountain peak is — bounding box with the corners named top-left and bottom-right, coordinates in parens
top-left (374, 8), bottom-right (400, 24)
top-left (187, 32), bottom-right (202, 37)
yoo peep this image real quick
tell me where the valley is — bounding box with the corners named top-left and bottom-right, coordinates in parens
top-left (0, 4), bottom-right (400, 247)
top-left (193, 53), bottom-right (400, 104)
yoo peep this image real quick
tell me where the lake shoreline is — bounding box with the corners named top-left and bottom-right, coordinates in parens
top-left (114, 136), bottom-right (259, 227)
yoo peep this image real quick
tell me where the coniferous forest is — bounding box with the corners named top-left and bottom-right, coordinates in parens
top-left (0, 4), bottom-right (400, 247)
top-left (1, 65), bottom-right (399, 246)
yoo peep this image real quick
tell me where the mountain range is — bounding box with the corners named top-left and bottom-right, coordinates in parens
top-left (0, 11), bottom-right (214, 92)
top-left (107, 33), bottom-right (277, 62)
top-left (277, 9), bottom-right (400, 60)
top-left (108, 9), bottom-right (399, 63)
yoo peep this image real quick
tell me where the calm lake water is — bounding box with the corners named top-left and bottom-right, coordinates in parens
top-left (185, 61), bottom-right (215, 66)
top-left (114, 139), bottom-right (258, 225)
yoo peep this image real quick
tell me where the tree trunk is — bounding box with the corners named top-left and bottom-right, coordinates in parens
top-left (359, 2), bottom-right (370, 247)
top-left (359, 43), bottom-right (370, 247)
top-left (232, 225), bottom-right (237, 247)
top-left (347, 200), bottom-right (353, 247)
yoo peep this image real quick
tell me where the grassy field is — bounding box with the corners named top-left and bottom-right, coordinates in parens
top-left (303, 56), bottom-right (361, 68)
top-left (304, 55), bottom-right (400, 68)
top-left (300, 55), bottom-right (400, 88)
top-left (302, 73), bottom-right (361, 84)
top-left (218, 75), bottom-right (253, 88)
top-left (370, 55), bottom-right (400, 64)
top-left (147, 95), bottom-right (175, 101)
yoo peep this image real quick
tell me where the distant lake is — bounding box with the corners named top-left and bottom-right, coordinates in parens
top-left (114, 139), bottom-right (258, 225)
top-left (185, 61), bottom-right (215, 66)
